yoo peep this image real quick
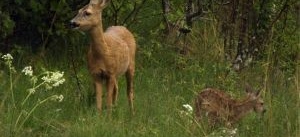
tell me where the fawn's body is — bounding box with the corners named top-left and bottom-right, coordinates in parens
top-left (70, 0), bottom-right (136, 115)
top-left (195, 86), bottom-right (265, 127)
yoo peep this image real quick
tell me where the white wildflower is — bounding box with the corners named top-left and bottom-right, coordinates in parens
top-left (22, 66), bottom-right (33, 76)
top-left (55, 108), bottom-right (62, 112)
top-left (52, 94), bottom-right (64, 102)
top-left (28, 88), bottom-right (36, 94)
top-left (1, 53), bottom-right (15, 72)
top-left (53, 79), bottom-right (65, 87)
top-left (57, 95), bottom-right (64, 102)
top-left (2, 53), bottom-right (13, 60)
top-left (229, 128), bottom-right (237, 135)
top-left (183, 104), bottom-right (193, 113)
top-left (42, 76), bottom-right (50, 83)
top-left (41, 71), bottom-right (65, 88)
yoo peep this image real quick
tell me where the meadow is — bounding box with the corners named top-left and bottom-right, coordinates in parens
top-left (0, 33), bottom-right (299, 137)
top-left (0, 1), bottom-right (299, 136)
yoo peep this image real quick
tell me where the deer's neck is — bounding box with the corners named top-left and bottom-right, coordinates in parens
top-left (89, 18), bottom-right (108, 55)
top-left (233, 99), bottom-right (255, 120)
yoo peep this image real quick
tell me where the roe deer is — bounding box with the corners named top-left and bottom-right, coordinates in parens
top-left (70, 0), bottom-right (136, 115)
top-left (194, 85), bottom-right (266, 127)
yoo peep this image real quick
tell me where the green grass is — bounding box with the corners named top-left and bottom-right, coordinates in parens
top-left (0, 41), bottom-right (299, 137)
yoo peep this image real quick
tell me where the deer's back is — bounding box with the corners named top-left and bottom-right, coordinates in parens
top-left (105, 26), bottom-right (136, 56)
top-left (197, 88), bottom-right (237, 106)
top-left (195, 88), bottom-right (238, 119)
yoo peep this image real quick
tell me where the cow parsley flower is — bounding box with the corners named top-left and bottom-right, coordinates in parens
top-left (229, 128), bottom-right (238, 135)
top-left (41, 71), bottom-right (65, 89)
top-left (22, 66), bottom-right (33, 76)
top-left (57, 95), bottom-right (64, 102)
top-left (2, 53), bottom-right (13, 61)
top-left (28, 88), bottom-right (36, 94)
top-left (53, 78), bottom-right (65, 87)
top-left (1, 53), bottom-right (15, 72)
top-left (52, 94), bottom-right (64, 102)
top-left (183, 104), bottom-right (193, 113)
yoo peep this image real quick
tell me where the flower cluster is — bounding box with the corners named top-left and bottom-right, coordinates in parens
top-left (179, 104), bottom-right (193, 116)
top-left (208, 127), bottom-right (238, 137)
top-left (2, 53), bottom-right (66, 131)
top-left (183, 104), bottom-right (193, 114)
top-left (179, 104), bottom-right (194, 124)
top-left (52, 94), bottom-right (64, 102)
top-left (2, 53), bottom-right (15, 72)
top-left (22, 66), bottom-right (33, 76)
top-left (180, 104), bottom-right (193, 116)
top-left (42, 71), bottom-right (66, 89)
top-left (2, 53), bottom-right (13, 61)
top-left (28, 88), bottom-right (36, 94)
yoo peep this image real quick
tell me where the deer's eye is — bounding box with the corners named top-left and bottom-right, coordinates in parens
top-left (84, 12), bottom-right (91, 16)
top-left (260, 102), bottom-right (264, 105)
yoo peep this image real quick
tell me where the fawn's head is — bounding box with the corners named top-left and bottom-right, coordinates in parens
top-left (245, 84), bottom-right (266, 114)
top-left (70, 0), bottom-right (110, 31)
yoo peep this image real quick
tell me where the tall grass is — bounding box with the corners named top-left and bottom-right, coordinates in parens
top-left (0, 22), bottom-right (298, 137)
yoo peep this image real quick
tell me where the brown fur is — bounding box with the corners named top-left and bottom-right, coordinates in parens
top-left (70, 0), bottom-right (136, 115)
top-left (195, 86), bottom-right (265, 127)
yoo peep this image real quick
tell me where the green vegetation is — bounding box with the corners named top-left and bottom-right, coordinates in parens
top-left (0, 0), bottom-right (299, 137)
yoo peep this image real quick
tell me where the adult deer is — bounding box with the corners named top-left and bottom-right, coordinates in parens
top-left (194, 85), bottom-right (266, 127)
top-left (70, 0), bottom-right (136, 115)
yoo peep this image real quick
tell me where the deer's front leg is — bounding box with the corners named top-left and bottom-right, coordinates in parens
top-left (106, 76), bottom-right (116, 115)
top-left (95, 80), bottom-right (103, 114)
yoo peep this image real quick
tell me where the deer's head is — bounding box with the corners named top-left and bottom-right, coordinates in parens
top-left (70, 0), bottom-right (110, 31)
top-left (245, 84), bottom-right (266, 114)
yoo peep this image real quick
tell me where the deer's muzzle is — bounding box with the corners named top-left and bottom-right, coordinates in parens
top-left (69, 21), bottom-right (80, 29)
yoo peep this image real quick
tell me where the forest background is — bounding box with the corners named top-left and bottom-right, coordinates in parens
top-left (0, 0), bottom-right (299, 136)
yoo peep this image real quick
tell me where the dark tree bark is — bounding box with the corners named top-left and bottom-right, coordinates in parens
top-left (185, 0), bottom-right (204, 28)
top-left (161, 0), bottom-right (172, 34)
top-left (233, 0), bottom-right (252, 71)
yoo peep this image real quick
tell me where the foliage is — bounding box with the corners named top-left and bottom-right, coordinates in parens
top-left (0, 0), bottom-right (86, 51)
top-left (1, 53), bottom-right (65, 135)
top-left (0, 11), bottom-right (15, 39)
top-left (0, 0), bottom-right (299, 137)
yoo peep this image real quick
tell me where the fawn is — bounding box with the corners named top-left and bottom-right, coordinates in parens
top-left (194, 85), bottom-right (266, 127)
top-left (70, 0), bottom-right (136, 115)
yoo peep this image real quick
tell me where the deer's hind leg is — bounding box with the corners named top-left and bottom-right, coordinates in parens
top-left (126, 67), bottom-right (135, 114)
top-left (112, 82), bottom-right (118, 105)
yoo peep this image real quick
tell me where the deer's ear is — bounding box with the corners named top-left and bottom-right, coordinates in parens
top-left (90, 0), bottom-right (100, 5)
top-left (98, 0), bottom-right (111, 8)
top-left (245, 83), bottom-right (253, 94)
top-left (255, 89), bottom-right (262, 97)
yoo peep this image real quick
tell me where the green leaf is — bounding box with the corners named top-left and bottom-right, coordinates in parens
top-left (30, 0), bottom-right (38, 12)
